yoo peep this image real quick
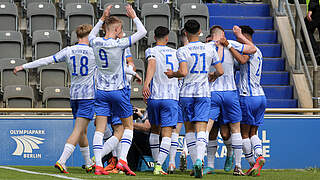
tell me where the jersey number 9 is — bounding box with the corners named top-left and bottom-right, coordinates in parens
top-left (99, 49), bottom-right (108, 68)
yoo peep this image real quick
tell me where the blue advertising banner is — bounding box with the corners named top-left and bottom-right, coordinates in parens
top-left (0, 115), bottom-right (319, 169)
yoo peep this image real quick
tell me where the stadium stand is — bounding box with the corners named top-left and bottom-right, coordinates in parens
top-left (98, 0), bottom-right (125, 11)
top-left (173, 0), bottom-right (203, 11)
top-left (42, 87), bottom-right (70, 108)
top-left (3, 85), bottom-right (34, 108)
top-left (70, 30), bottom-right (78, 45)
top-left (37, 63), bottom-right (68, 93)
top-left (0, 2), bottom-right (18, 31)
top-left (0, 58), bottom-right (28, 92)
top-left (141, 3), bottom-right (171, 32)
top-left (65, 3), bottom-right (95, 37)
top-left (147, 30), bottom-right (178, 49)
top-left (60, 0), bottom-right (89, 11)
top-left (0, 31), bottom-right (23, 59)
top-left (123, 31), bottom-right (139, 59)
top-left (27, 2), bottom-right (56, 38)
top-left (131, 59), bottom-right (145, 108)
top-left (207, 3), bottom-right (297, 108)
top-left (22, 0), bottom-right (52, 10)
top-left (103, 2), bottom-right (132, 31)
top-left (135, 0), bottom-right (163, 11)
top-left (32, 30), bottom-right (62, 60)
top-left (180, 3), bottom-right (209, 31)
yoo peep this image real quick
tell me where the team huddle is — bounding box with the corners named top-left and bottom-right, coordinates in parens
top-left (13, 4), bottom-right (266, 178)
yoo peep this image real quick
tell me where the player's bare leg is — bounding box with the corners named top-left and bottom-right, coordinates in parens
top-left (204, 123), bottom-right (219, 175)
top-left (168, 123), bottom-right (183, 174)
top-left (55, 117), bottom-right (89, 174)
top-left (116, 116), bottom-right (136, 176)
top-left (229, 122), bottom-right (244, 176)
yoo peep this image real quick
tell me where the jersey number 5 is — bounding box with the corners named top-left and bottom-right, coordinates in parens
top-left (166, 54), bottom-right (174, 70)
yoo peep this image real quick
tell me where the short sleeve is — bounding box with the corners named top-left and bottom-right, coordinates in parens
top-left (53, 47), bottom-right (68, 63)
top-left (117, 37), bottom-right (131, 49)
top-left (229, 40), bottom-right (244, 53)
top-left (124, 48), bottom-right (132, 59)
top-left (145, 48), bottom-right (156, 61)
top-left (176, 48), bottom-right (187, 63)
top-left (211, 46), bottom-right (221, 66)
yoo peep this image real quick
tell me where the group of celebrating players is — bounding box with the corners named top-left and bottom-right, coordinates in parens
top-left (13, 4), bottom-right (266, 178)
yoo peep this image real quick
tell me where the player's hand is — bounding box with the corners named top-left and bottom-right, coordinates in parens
top-left (218, 37), bottom-right (229, 47)
top-left (13, 66), bottom-right (23, 75)
top-left (101, 5), bottom-right (112, 21)
top-left (142, 85), bottom-right (151, 100)
top-left (126, 4), bottom-right (137, 19)
top-left (164, 69), bottom-right (174, 78)
top-left (134, 73), bottom-right (142, 84)
top-left (307, 11), bottom-right (312, 22)
top-left (233, 25), bottom-right (242, 36)
top-left (208, 72), bottom-right (217, 82)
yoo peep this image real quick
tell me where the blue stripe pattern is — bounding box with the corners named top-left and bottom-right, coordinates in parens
top-left (120, 138), bottom-right (132, 145)
top-left (53, 56), bottom-right (58, 63)
top-left (159, 147), bottom-right (169, 154)
top-left (150, 144), bottom-right (160, 149)
top-left (248, 63), bottom-right (253, 96)
top-left (187, 141), bottom-right (196, 148)
top-left (232, 145), bottom-right (243, 149)
top-left (93, 145), bottom-right (103, 149)
top-left (171, 142), bottom-right (179, 147)
top-left (197, 138), bottom-right (207, 144)
top-left (254, 145), bottom-right (262, 150)
top-left (245, 152), bottom-right (254, 158)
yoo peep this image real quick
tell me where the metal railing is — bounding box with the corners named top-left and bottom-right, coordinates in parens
top-left (277, 0), bottom-right (319, 108)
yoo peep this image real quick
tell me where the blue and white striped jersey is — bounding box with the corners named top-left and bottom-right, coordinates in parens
top-left (90, 37), bottom-right (131, 91)
top-left (238, 47), bottom-right (265, 96)
top-left (124, 47), bottom-right (133, 89)
top-left (145, 45), bottom-right (179, 100)
top-left (208, 40), bottom-right (244, 92)
top-left (23, 44), bottom-right (96, 100)
top-left (177, 41), bottom-right (220, 97)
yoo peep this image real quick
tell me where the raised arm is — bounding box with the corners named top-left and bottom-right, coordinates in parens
top-left (88, 5), bottom-right (112, 42)
top-left (126, 5), bottom-right (147, 44)
top-left (233, 26), bottom-right (256, 54)
top-left (219, 37), bottom-right (250, 64)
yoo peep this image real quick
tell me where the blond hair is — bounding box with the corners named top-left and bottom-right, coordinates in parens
top-left (76, 24), bottom-right (93, 39)
top-left (104, 16), bottom-right (123, 31)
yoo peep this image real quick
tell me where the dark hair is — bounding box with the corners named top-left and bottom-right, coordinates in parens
top-left (239, 25), bottom-right (254, 37)
top-left (210, 25), bottom-right (224, 35)
top-left (154, 26), bottom-right (169, 39)
top-left (184, 20), bottom-right (200, 34)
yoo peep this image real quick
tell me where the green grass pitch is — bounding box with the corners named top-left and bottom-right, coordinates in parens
top-left (1, 166), bottom-right (320, 180)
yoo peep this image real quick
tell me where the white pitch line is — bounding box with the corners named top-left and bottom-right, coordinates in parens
top-left (0, 166), bottom-right (83, 180)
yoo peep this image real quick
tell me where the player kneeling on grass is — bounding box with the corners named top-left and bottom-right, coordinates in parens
top-left (220, 25), bottom-right (266, 176)
top-left (88, 4), bottom-right (147, 176)
top-left (14, 24), bottom-right (96, 174)
top-left (165, 20), bottom-right (223, 178)
top-left (142, 26), bottom-right (180, 175)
